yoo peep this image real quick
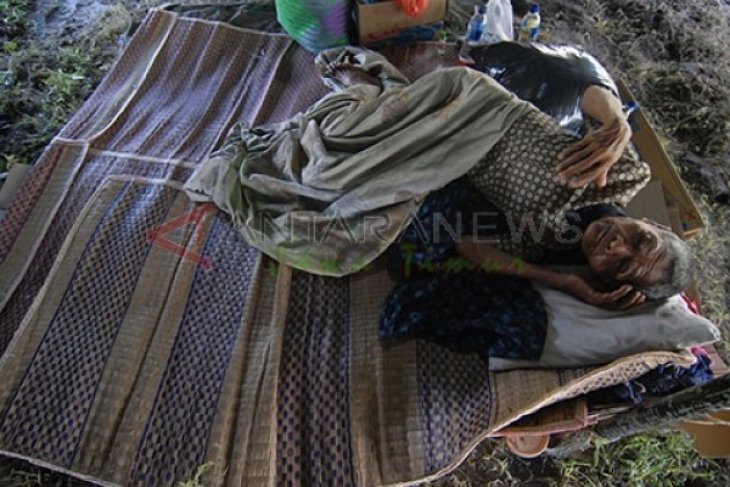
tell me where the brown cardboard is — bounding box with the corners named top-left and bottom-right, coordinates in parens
top-left (491, 399), bottom-right (589, 437)
top-left (618, 79), bottom-right (706, 239)
top-left (356, 0), bottom-right (447, 45)
top-left (679, 410), bottom-right (730, 459)
top-left (626, 179), bottom-right (672, 228)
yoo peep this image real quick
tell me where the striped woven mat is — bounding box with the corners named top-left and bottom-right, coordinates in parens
top-left (0, 10), bottom-right (692, 486)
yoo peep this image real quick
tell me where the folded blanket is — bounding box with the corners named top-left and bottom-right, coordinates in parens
top-left (183, 47), bottom-right (533, 276)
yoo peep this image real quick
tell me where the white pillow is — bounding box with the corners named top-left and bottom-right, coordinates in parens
top-left (489, 282), bottom-right (721, 371)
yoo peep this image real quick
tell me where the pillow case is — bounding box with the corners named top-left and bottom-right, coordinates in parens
top-left (489, 283), bottom-right (721, 371)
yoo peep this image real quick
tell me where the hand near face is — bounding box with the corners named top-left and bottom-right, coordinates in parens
top-left (558, 274), bottom-right (646, 310)
top-left (556, 118), bottom-right (632, 189)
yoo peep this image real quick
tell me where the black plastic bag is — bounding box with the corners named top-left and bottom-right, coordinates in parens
top-left (469, 42), bottom-right (618, 133)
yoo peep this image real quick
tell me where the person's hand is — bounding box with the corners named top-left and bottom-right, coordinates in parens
top-left (556, 117), bottom-right (632, 189)
top-left (557, 274), bottom-right (645, 310)
top-left (325, 60), bottom-right (382, 89)
top-left (600, 288), bottom-right (647, 310)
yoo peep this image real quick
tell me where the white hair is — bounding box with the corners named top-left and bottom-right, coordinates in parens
top-left (641, 230), bottom-right (694, 299)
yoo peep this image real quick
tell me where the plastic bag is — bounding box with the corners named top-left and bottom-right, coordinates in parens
top-left (395, 0), bottom-right (429, 18)
top-left (482, 0), bottom-right (514, 44)
top-left (470, 42), bottom-right (618, 133)
top-left (275, 0), bottom-right (349, 53)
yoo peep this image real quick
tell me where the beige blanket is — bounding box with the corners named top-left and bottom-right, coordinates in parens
top-left (184, 47), bottom-right (533, 276)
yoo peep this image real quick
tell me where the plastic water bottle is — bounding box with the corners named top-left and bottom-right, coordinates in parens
top-left (624, 100), bottom-right (640, 131)
top-left (482, 0), bottom-right (514, 44)
top-left (466, 5), bottom-right (487, 46)
top-left (518, 3), bottom-right (541, 42)
top-left (623, 100), bottom-right (640, 117)
top-left (437, 30), bottom-right (448, 56)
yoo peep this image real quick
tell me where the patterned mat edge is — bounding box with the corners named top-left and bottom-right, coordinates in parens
top-left (382, 349), bottom-right (695, 487)
top-left (0, 449), bottom-right (117, 487)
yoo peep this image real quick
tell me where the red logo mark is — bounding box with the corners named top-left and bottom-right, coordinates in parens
top-left (146, 204), bottom-right (215, 269)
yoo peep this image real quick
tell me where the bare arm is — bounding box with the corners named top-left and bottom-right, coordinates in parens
top-left (556, 85), bottom-right (632, 189)
top-left (457, 237), bottom-right (638, 307)
top-left (457, 238), bottom-right (566, 288)
top-left (580, 84), bottom-right (626, 125)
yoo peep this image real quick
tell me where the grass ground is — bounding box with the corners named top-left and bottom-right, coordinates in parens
top-left (1, 0), bottom-right (729, 485)
top-left (434, 431), bottom-right (727, 486)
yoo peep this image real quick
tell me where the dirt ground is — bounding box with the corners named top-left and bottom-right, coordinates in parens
top-left (1, 0), bottom-right (729, 485)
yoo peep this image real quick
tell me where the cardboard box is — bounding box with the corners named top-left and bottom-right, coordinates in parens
top-left (618, 79), bottom-right (706, 239)
top-left (680, 410), bottom-right (730, 459)
top-left (626, 179), bottom-right (672, 228)
top-left (355, 0), bottom-right (447, 47)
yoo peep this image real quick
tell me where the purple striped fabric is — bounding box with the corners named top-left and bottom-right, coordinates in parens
top-left (0, 182), bottom-right (178, 466)
top-left (276, 272), bottom-right (355, 487)
top-left (416, 342), bottom-right (492, 472)
top-left (130, 216), bottom-right (260, 485)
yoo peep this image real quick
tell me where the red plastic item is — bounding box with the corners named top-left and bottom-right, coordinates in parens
top-left (395, 0), bottom-right (428, 18)
top-left (681, 294), bottom-right (701, 315)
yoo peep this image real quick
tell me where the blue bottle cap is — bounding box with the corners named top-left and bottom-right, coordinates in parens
top-left (529, 4), bottom-right (540, 13)
top-left (624, 100), bottom-right (640, 118)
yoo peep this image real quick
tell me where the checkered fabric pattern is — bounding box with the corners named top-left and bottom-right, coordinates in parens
top-left (276, 272), bottom-right (355, 487)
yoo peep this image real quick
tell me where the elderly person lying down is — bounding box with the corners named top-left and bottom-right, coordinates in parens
top-left (379, 43), bottom-right (695, 363)
top-left (184, 47), bottom-right (692, 323)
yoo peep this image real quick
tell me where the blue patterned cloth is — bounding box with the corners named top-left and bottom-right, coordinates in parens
top-left (587, 353), bottom-right (714, 405)
top-left (385, 178), bottom-right (508, 276)
top-left (381, 271), bottom-right (548, 361)
top-left (381, 178), bottom-right (548, 361)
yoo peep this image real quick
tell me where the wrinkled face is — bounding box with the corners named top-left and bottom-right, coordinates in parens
top-left (581, 216), bottom-right (671, 288)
